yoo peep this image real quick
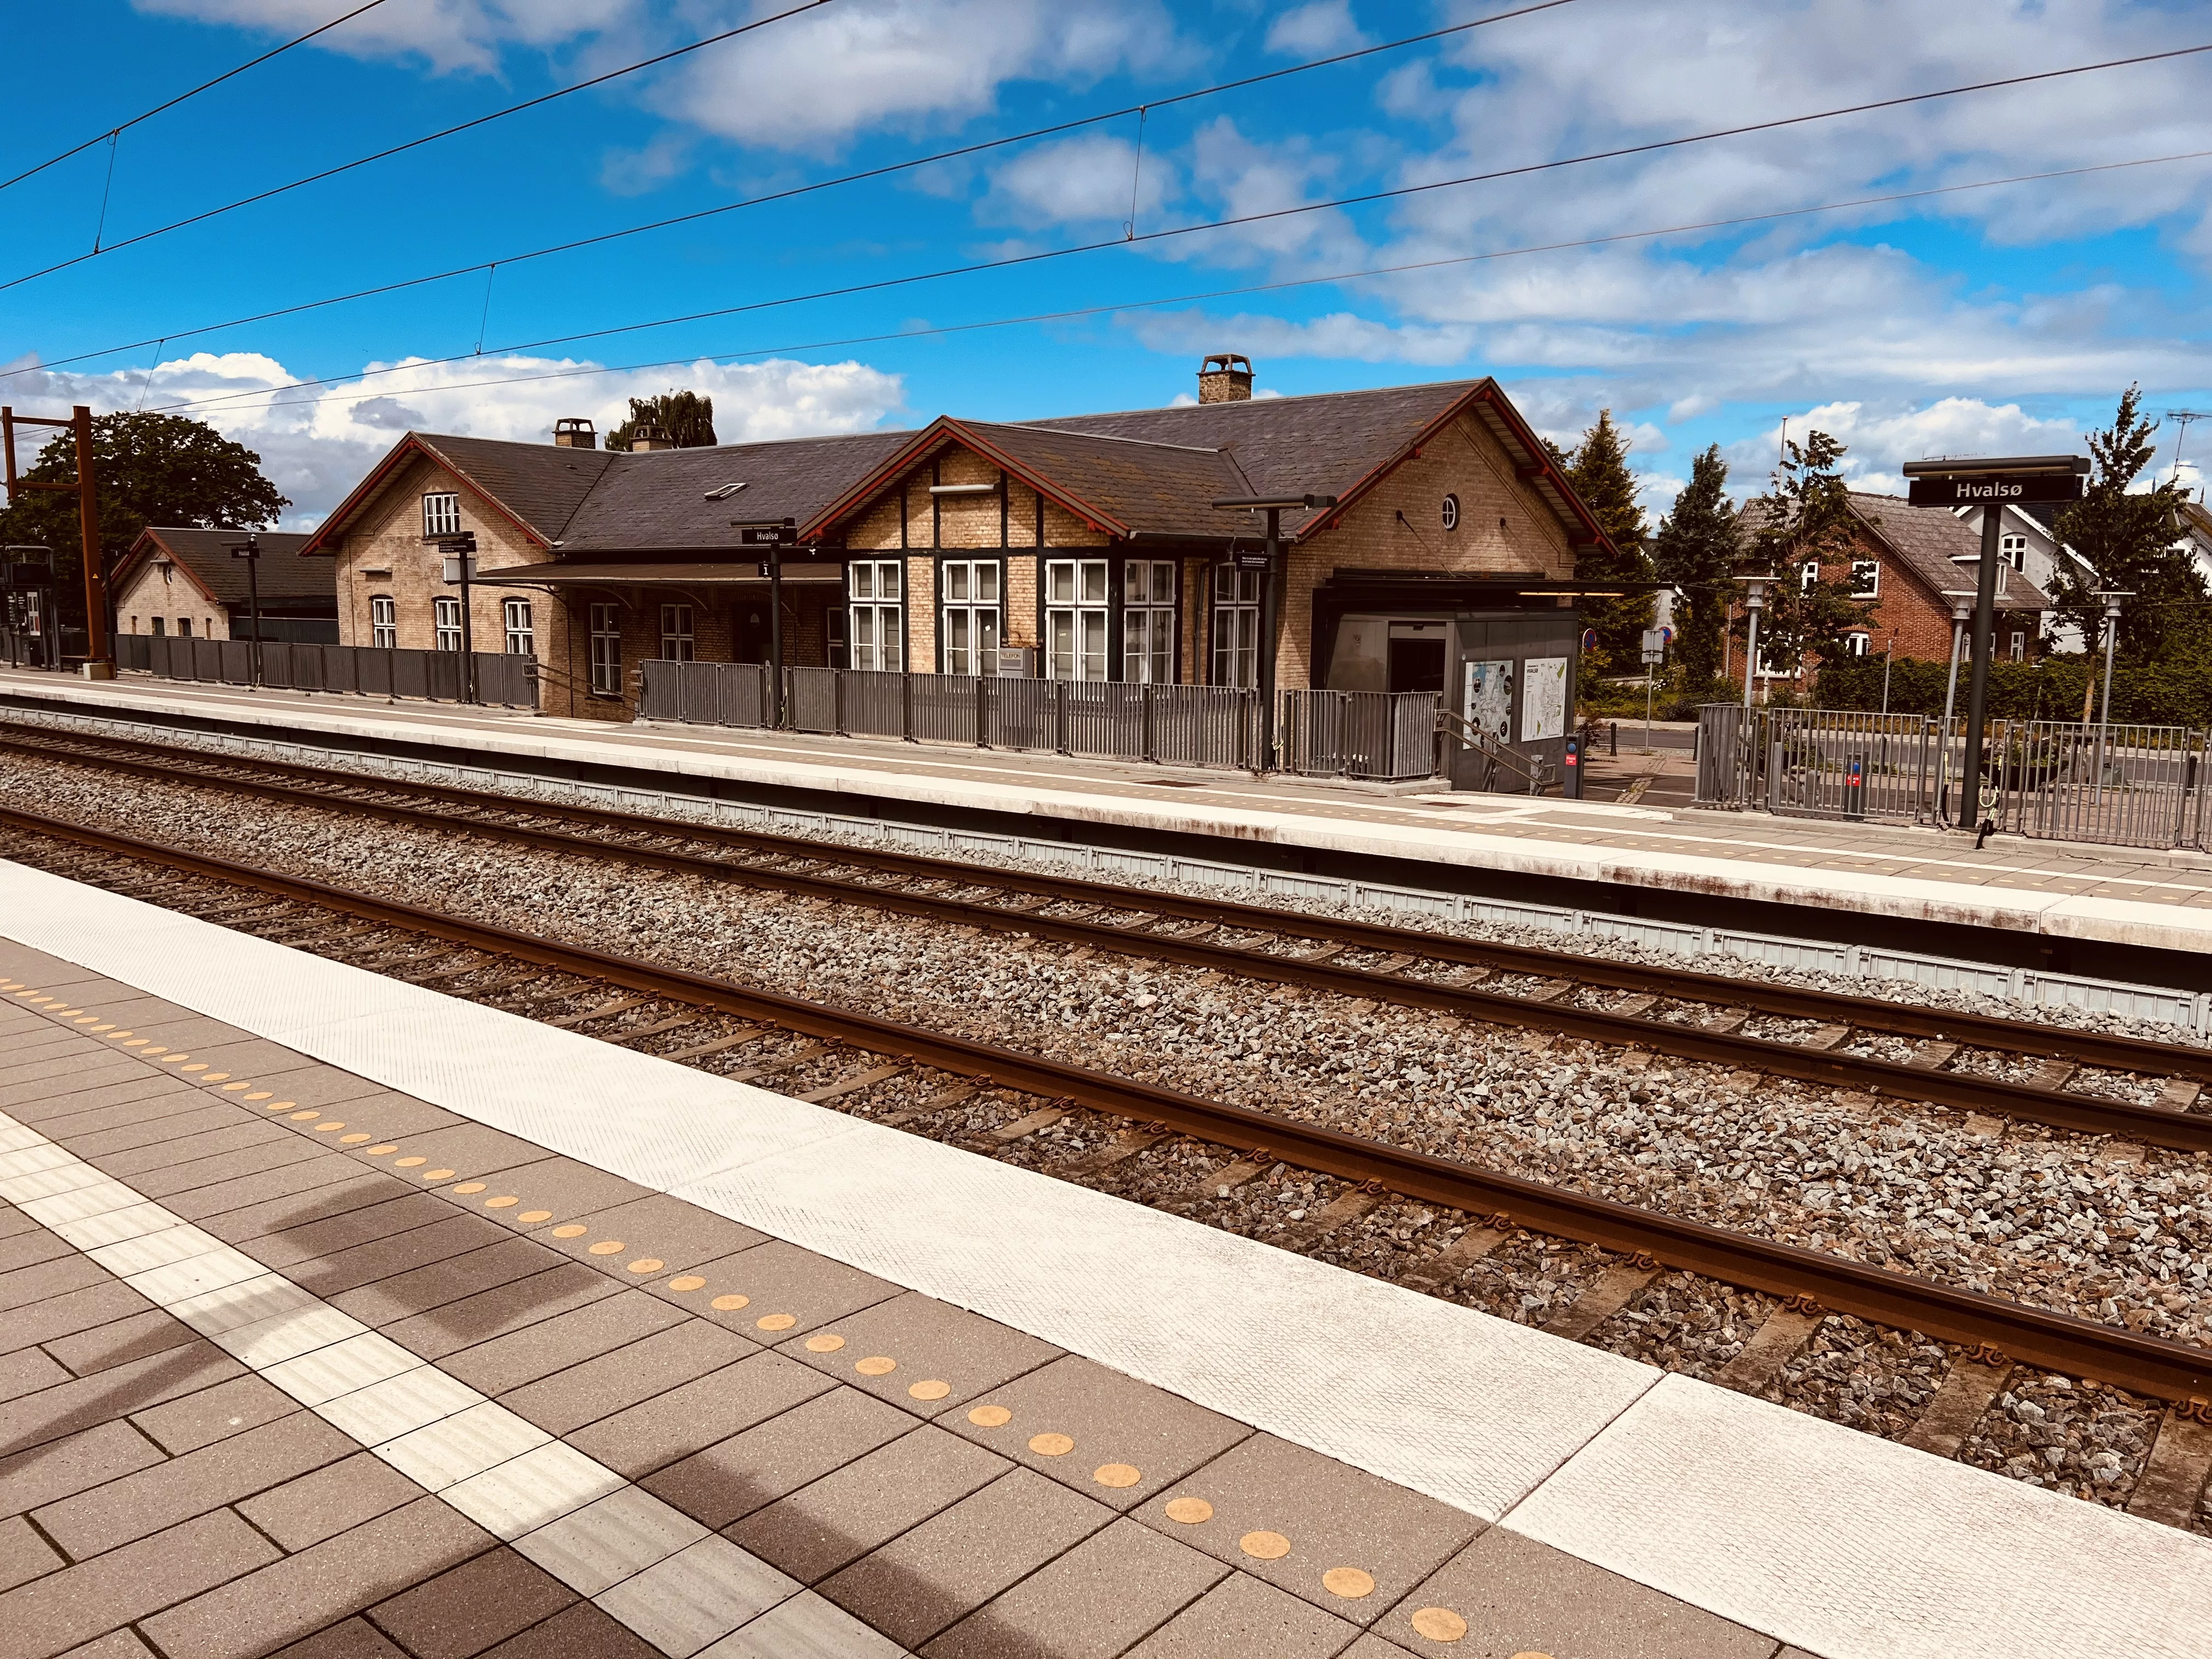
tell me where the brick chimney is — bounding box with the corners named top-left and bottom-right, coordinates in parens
top-left (1198, 353), bottom-right (1253, 404)
top-left (630, 424), bottom-right (677, 452)
top-left (552, 417), bottom-right (596, 449)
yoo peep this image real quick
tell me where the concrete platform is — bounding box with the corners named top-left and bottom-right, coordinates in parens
top-left (2, 860), bottom-right (2210, 1657)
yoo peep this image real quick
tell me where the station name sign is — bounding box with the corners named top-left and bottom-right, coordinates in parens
top-left (1905, 473), bottom-right (2085, 507)
top-left (737, 523), bottom-right (798, 547)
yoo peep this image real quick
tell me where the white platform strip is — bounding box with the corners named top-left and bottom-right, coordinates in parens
top-left (8, 857), bottom-right (2212, 1659)
top-left (0, 1110), bottom-right (904, 1659)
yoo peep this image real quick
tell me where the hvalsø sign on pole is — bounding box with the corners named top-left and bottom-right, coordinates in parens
top-left (1903, 455), bottom-right (2089, 507)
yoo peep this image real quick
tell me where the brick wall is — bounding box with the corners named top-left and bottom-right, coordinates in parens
top-left (1794, 523), bottom-right (2042, 682)
top-left (113, 563), bottom-right (224, 640)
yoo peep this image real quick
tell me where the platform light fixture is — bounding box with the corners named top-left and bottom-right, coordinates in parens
top-left (1739, 573), bottom-right (1775, 710)
top-left (1209, 493), bottom-right (1340, 766)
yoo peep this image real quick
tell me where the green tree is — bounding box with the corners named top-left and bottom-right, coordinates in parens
top-left (1562, 410), bottom-right (1656, 673)
top-left (2046, 384), bottom-right (2203, 660)
top-left (0, 411), bottom-right (289, 627)
top-left (1650, 444), bottom-right (1734, 693)
top-left (1744, 429), bottom-right (1874, 676)
top-left (604, 390), bottom-right (718, 451)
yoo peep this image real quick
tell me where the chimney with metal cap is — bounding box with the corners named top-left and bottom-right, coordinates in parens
top-left (552, 417), bottom-right (596, 449)
top-left (629, 423), bottom-right (678, 452)
top-left (1198, 353), bottom-right (1253, 404)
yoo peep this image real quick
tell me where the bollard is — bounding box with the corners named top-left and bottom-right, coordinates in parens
top-left (1562, 734), bottom-right (1583, 799)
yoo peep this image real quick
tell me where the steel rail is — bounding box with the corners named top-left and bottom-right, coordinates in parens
top-left (3, 800), bottom-right (2207, 1412)
top-left (7, 727), bottom-right (2211, 1153)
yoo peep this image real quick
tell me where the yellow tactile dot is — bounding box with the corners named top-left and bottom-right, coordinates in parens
top-left (855, 1356), bottom-right (897, 1376)
top-left (1028, 1432), bottom-right (1074, 1458)
top-left (182, 1064), bottom-right (208, 1073)
top-left (340, 1135), bottom-right (371, 1146)
top-left (1239, 1531), bottom-right (1291, 1561)
top-left (122, 1039), bottom-right (148, 1047)
top-left (160, 1053), bottom-right (187, 1062)
top-left (967, 1405), bottom-right (1012, 1428)
top-left (422, 1169), bottom-right (455, 1181)
top-left (1409, 1608), bottom-right (1468, 1644)
top-left (221, 1082), bottom-right (252, 1092)
top-left (804, 1334), bottom-right (846, 1353)
top-left (366, 1145), bottom-right (399, 1156)
top-left (587, 1240), bottom-right (625, 1256)
top-left (908, 1380), bottom-right (951, 1401)
top-left (452, 1182), bottom-right (488, 1195)
top-left (711, 1294), bottom-right (751, 1311)
top-left (756, 1314), bottom-right (798, 1332)
top-left (74, 1016), bottom-right (100, 1024)
top-left (627, 1259), bottom-right (663, 1275)
top-left (667, 1276), bottom-right (707, 1293)
top-left (1093, 1464), bottom-right (1141, 1489)
top-left (244, 1092), bottom-right (272, 1102)
top-left (483, 1196), bottom-right (518, 1209)
top-left (202, 1073), bottom-right (230, 1082)
top-left (518, 1210), bottom-right (552, 1224)
top-left (290, 1110), bottom-right (320, 1121)
top-left (395, 1157), bottom-right (427, 1169)
top-left (1323, 1568), bottom-right (1375, 1600)
top-left (314, 1122), bottom-right (345, 1134)
top-left (551, 1224), bottom-right (588, 1239)
top-left (53, 1009), bottom-right (81, 1017)
top-left (89, 1025), bottom-right (114, 1032)
top-left (268, 1103), bottom-right (295, 1111)
top-left (1505, 1651), bottom-right (1554, 1659)
top-left (1163, 1497), bottom-right (1212, 1525)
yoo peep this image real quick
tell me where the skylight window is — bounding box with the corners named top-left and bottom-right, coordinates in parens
top-left (703, 482), bottom-right (748, 501)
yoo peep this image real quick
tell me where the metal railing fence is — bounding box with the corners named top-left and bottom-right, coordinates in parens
top-left (116, 633), bottom-right (535, 708)
top-left (1279, 690), bottom-right (1441, 781)
top-left (1695, 703), bottom-right (2211, 849)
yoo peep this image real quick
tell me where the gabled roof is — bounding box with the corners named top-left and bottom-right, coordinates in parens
top-left (115, 527), bottom-right (331, 608)
top-left (552, 431), bottom-right (912, 552)
top-left (1848, 493), bottom-right (2051, 610)
top-left (301, 433), bottom-right (618, 554)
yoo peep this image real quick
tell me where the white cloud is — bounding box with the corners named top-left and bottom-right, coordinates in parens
top-left (988, 134), bottom-right (1172, 226)
top-left (1127, 306), bottom-right (1476, 365)
top-left (1265, 1), bottom-right (1364, 57)
top-left (131, 0), bottom-right (637, 75)
top-left (1729, 397), bottom-right (2088, 496)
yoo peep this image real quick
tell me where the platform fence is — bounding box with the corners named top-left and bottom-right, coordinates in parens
top-left (1695, 703), bottom-right (2210, 849)
top-left (115, 633), bottom-right (536, 709)
top-left (1279, 690), bottom-right (1440, 782)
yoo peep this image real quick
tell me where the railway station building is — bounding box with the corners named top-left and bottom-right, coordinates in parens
top-left (300, 362), bottom-right (1617, 767)
top-left (111, 526), bottom-right (336, 644)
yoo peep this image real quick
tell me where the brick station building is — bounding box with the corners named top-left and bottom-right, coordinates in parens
top-left (300, 360), bottom-right (1618, 763)
top-left (112, 527), bottom-right (335, 644)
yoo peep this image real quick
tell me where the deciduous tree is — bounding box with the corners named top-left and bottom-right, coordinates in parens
top-left (604, 391), bottom-right (718, 450)
top-left (1744, 429), bottom-right (1873, 676)
top-left (2046, 384), bottom-right (2203, 661)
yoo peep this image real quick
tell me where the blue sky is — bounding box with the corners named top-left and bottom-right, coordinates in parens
top-left (4, 0), bottom-right (2211, 531)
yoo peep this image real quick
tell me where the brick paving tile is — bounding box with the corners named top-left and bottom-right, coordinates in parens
top-left (129, 1372), bottom-right (294, 1456)
top-left (267, 1619), bottom-right (406, 1659)
top-left (331, 1235), bottom-right (567, 1330)
top-left (473, 1602), bottom-right (661, 1659)
top-left (286, 1214), bottom-right (512, 1300)
top-left (167, 1158), bottom-right (381, 1224)
top-left (729, 1421), bottom-right (1008, 1584)
top-left (1121, 1569), bottom-right (1362, 1659)
top-left (138, 1497), bottom-right (496, 1659)
top-left (280, 1091), bottom-right (456, 1136)
top-left (953, 1356), bottom-right (1249, 1514)
top-left (659, 1240), bottom-right (898, 1338)
top-left (709, 1592), bottom-right (909, 1659)
top-left (5, 1079), bottom-right (196, 1127)
top-left (236, 1453), bottom-right (428, 1554)
top-left (133, 1138), bottom-right (329, 1203)
top-left (531, 1193), bottom-right (761, 1267)
top-left (437, 1291), bottom-right (687, 1397)
top-left (923, 1516), bottom-right (1226, 1659)
top-left (378, 1263), bottom-right (618, 1364)
top-left (0, 1349), bottom-right (71, 1407)
top-left (0, 1513), bottom-right (64, 1593)
top-left (362, 1124), bottom-right (546, 1183)
top-left (567, 1350), bottom-right (831, 1480)
top-left (776, 1293), bottom-right (1059, 1423)
top-left (1369, 1528), bottom-right (1778, 1659)
top-left (43, 1310), bottom-right (199, 1379)
top-left (35, 1410), bottom-right (356, 1560)
top-left (247, 1193), bottom-right (458, 1271)
top-left (819, 1469), bottom-right (1116, 1650)
top-left (0, 1421), bottom-right (165, 1520)
top-left (0, 1508), bottom-right (282, 1659)
top-left (0, 1056), bottom-right (142, 1097)
top-left (3, 1341), bottom-right (246, 1459)
top-left (0, 1284), bottom-right (157, 1361)
top-left (0, 1204), bottom-right (43, 1238)
top-left (642, 1388), bottom-right (915, 1530)
top-left (99, 1121), bottom-right (296, 1180)
top-left (496, 1318), bottom-right (755, 1437)
top-left (198, 1174), bottom-right (411, 1249)
top-left (51, 1631), bottom-right (157, 1658)
top-left (0, 1227), bottom-right (80, 1277)
top-left (69, 1105), bottom-right (249, 1161)
top-left (158, 1038), bottom-right (318, 1080)
top-left (0, 1255), bottom-right (109, 1316)
top-left (1136, 1434), bottom-right (1481, 1626)
top-left (453, 1160), bottom-right (653, 1238)
top-left (365, 1545), bottom-right (578, 1659)
top-left (37, 1088), bottom-right (224, 1145)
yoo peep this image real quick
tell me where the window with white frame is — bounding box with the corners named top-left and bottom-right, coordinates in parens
top-left (1801, 560), bottom-right (1821, 592)
top-left (1211, 565), bottom-right (1261, 689)
top-left (2010, 630), bottom-right (2028, 661)
top-left (1844, 633), bottom-right (1871, 657)
top-left (1122, 559), bottom-right (1176, 684)
top-left (589, 602), bottom-right (623, 695)
top-left (1046, 558), bottom-right (1109, 681)
top-left (2001, 532), bottom-right (2028, 571)
top-left (848, 561), bottom-right (903, 672)
top-left (940, 560), bottom-right (1001, 675)
top-left (1849, 560), bottom-right (1880, 599)
top-left (422, 493), bottom-right (461, 538)
top-left (659, 603), bottom-right (695, 662)
top-left (433, 595), bottom-right (462, 651)
top-left (503, 599), bottom-right (534, 656)
top-left (370, 595), bottom-right (397, 649)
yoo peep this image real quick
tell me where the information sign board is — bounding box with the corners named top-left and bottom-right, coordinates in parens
top-left (1905, 473), bottom-right (2085, 507)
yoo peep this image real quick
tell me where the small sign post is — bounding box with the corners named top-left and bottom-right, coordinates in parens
top-left (226, 533), bottom-right (263, 689)
top-left (1901, 456), bottom-right (2088, 830)
top-left (733, 519), bottom-right (799, 727)
top-left (436, 531), bottom-right (479, 704)
top-left (1640, 625), bottom-right (1667, 751)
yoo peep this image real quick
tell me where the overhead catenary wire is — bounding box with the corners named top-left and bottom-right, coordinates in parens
top-left (137, 146), bottom-right (2212, 419)
top-left (0, 0), bottom-right (392, 195)
top-left (1, 0), bottom-right (1584, 378)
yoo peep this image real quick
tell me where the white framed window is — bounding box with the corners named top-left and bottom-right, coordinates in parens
top-left (941, 560), bottom-right (1001, 675)
top-left (1211, 565), bottom-right (1261, 689)
top-left (422, 492), bottom-right (461, 538)
top-left (1848, 560), bottom-right (1880, 599)
top-left (1800, 560), bottom-right (1820, 592)
top-left (370, 595), bottom-right (397, 649)
top-left (2001, 533), bottom-right (2028, 571)
top-left (503, 599), bottom-right (533, 656)
top-left (1844, 632), bottom-right (1871, 657)
top-left (659, 603), bottom-right (695, 662)
top-left (1122, 558), bottom-right (1176, 684)
top-left (1046, 558), bottom-right (1109, 681)
top-left (2010, 630), bottom-right (2028, 662)
top-left (589, 602), bottom-right (623, 695)
top-left (433, 595), bottom-right (463, 652)
top-left (848, 561), bottom-right (904, 672)
top-left (1441, 493), bottom-right (1460, 532)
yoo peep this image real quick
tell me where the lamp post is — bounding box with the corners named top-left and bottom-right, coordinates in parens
top-left (1740, 574), bottom-right (1772, 711)
top-left (437, 532), bottom-right (479, 704)
top-left (1210, 491), bottom-right (1339, 770)
top-left (2090, 589), bottom-right (2132, 806)
top-left (225, 533), bottom-right (263, 689)
top-left (1938, 590), bottom-right (1974, 823)
top-left (733, 517), bottom-right (798, 729)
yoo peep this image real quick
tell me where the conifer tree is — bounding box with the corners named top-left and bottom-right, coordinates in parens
top-left (1562, 410), bottom-right (1656, 672)
top-left (2046, 385), bottom-right (2203, 659)
top-left (1651, 445), bottom-right (1734, 694)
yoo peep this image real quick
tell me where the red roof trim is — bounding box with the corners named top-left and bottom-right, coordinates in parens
top-left (298, 434), bottom-right (547, 556)
top-left (113, 528), bottom-right (222, 607)
top-left (800, 417), bottom-right (1132, 544)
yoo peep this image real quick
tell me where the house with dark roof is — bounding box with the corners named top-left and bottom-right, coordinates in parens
top-left (113, 527), bottom-right (334, 644)
top-left (300, 359), bottom-right (1617, 767)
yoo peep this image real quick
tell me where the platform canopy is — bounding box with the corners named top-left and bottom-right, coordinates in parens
top-left (473, 561), bottom-right (845, 587)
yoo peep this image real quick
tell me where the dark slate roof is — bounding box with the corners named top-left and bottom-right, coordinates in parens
top-left (959, 422), bottom-right (1249, 539)
top-left (550, 431), bottom-right (913, 553)
top-left (1848, 493), bottom-right (2051, 609)
top-left (414, 435), bottom-right (617, 542)
top-left (126, 527), bottom-right (332, 607)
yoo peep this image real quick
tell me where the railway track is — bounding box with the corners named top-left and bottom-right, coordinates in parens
top-left (4, 720), bottom-right (2210, 1154)
top-left (3, 800), bottom-right (2208, 1451)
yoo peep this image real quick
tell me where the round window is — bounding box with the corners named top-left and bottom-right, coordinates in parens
top-left (1441, 493), bottom-right (1460, 531)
